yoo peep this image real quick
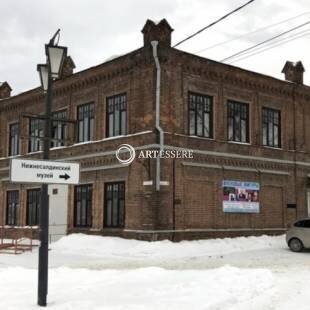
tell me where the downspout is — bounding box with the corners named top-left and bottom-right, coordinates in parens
top-left (151, 41), bottom-right (164, 191)
top-left (292, 84), bottom-right (298, 220)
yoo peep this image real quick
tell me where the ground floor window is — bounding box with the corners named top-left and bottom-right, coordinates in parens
top-left (26, 189), bottom-right (41, 226)
top-left (104, 182), bottom-right (125, 228)
top-left (74, 184), bottom-right (92, 227)
top-left (6, 190), bottom-right (19, 226)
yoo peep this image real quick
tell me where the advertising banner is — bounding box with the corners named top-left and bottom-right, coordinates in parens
top-left (223, 180), bottom-right (260, 213)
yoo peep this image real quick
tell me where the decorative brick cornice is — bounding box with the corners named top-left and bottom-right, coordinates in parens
top-left (0, 46), bottom-right (154, 112)
top-left (192, 152), bottom-right (294, 174)
top-left (171, 48), bottom-right (310, 100)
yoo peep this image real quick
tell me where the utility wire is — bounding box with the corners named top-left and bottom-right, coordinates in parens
top-left (227, 27), bottom-right (310, 62)
top-left (221, 20), bottom-right (310, 62)
top-left (173, 0), bottom-right (256, 48)
top-left (196, 12), bottom-right (310, 54)
top-left (223, 27), bottom-right (310, 62)
top-left (227, 31), bottom-right (310, 64)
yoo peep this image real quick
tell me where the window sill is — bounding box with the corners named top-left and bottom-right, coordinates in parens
top-left (73, 226), bottom-right (92, 229)
top-left (103, 227), bottom-right (125, 230)
top-left (7, 154), bottom-right (22, 159)
top-left (73, 141), bottom-right (94, 146)
top-left (50, 146), bottom-right (67, 151)
top-left (3, 225), bottom-right (39, 229)
top-left (188, 135), bottom-right (215, 141)
top-left (71, 227), bottom-right (125, 231)
top-left (262, 145), bottom-right (283, 150)
top-left (228, 141), bottom-right (251, 146)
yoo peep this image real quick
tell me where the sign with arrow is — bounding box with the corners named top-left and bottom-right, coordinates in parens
top-left (10, 158), bottom-right (80, 185)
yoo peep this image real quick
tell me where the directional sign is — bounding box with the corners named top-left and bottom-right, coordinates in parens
top-left (10, 158), bottom-right (80, 184)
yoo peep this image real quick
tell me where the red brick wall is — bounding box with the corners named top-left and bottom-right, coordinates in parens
top-left (0, 38), bottom-right (309, 241)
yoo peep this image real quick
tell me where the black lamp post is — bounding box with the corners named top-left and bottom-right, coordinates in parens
top-left (36, 29), bottom-right (67, 307)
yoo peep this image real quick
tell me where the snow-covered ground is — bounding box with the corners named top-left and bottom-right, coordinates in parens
top-left (0, 234), bottom-right (309, 309)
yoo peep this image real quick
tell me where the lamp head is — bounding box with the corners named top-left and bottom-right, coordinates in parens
top-left (45, 44), bottom-right (67, 79)
top-left (37, 64), bottom-right (49, 92)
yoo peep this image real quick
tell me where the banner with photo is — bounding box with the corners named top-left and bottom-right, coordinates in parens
top-left (223, 180), bottom-right (260, 213)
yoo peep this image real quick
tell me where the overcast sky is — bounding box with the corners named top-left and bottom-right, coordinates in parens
top-left (1, 0), bottom-right (310, 95)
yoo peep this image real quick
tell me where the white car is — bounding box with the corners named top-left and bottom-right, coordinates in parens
top-left (286, 218), bottom-right (310, 252)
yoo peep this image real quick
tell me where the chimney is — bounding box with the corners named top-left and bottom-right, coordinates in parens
top-left (61, 56), bottom-right (76, 78)
top-left (282, 61), bottom-right (305, 84)
top-left (0, 81), bottom-right (12, 99)
top-left (141, 19), bottom-right (174, 47)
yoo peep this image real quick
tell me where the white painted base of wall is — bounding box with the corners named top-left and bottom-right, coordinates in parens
top-left (48, 185), bottom-right (68, 243)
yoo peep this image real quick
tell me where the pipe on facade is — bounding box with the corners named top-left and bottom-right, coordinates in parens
top-left (292, 84), bottom-right (298, 219)
top-left (151, 41), bottom-right (164, 191)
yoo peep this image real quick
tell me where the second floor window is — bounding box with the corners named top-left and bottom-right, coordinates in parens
top-left (262, 107), bottom-right (281, 148)
top-left (29, 119), bottom-right (44, 152)
top-left (228, 100), bottom-right (249, 143)
top-left (189, 92), bottom-right (213, 138)
top-left (107, 94), bottom-right (127, 137)
top-left (52, 110), bottom-right (67, 148)
top-left (26, 189), bottom-right (41, 226)
top-left (77, 103), bottom-right (94, 142)
top-left (6, 190), bottom-right (19, 226)
top-left (74, 184), bottom-right (92, 227)
top-left (9, 122), bottom-right (20, 156)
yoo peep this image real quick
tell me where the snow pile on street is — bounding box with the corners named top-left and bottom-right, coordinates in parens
top-left (52, 233), bottom-right (285, 258)
top-left (1, 234), bottom-right (309, 309)
top-left (1, 233), bottom-right (295, 271)
top-left (49, 233), bottom-right (288, 269)
top-left (0, 265), bottom-right (275, 310)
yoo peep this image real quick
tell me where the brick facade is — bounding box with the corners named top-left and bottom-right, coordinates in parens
top-left (0, 19), bottom-right (309, 241)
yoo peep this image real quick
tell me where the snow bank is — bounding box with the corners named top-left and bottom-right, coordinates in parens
top-left (0, 234), bottom-right (309, 309)
top-left (48, 234), bottom-right (288, 270)
top-left (52, 233), bottom-right (285, 258)
top-left (0, 234), bottom-right (291, 271)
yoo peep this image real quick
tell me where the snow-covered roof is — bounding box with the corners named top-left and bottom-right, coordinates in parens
top-left (104, 54), bottom-right (123, 62)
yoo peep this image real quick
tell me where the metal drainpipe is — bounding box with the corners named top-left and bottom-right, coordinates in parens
top-left (151, 41), bottom-right (164, 191)
top-left (293, 84), bottom-right (298, 220)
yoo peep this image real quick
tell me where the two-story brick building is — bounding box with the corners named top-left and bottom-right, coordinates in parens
top-left (0, 19), bottom-right (309, 241)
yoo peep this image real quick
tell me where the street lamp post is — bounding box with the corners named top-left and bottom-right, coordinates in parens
top-left (37, 30), bottom-right (67, 307)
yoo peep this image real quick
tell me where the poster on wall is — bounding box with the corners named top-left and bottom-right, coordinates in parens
top-left (223, 180), bottom-right (260, 213)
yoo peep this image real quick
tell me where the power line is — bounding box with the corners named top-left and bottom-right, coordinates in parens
top-left (222, 27), bottom-right (310, 62)
top-left (221, 20), bottom-right (310, 62)
top-left (226, 27), bottom-right (310, 62)
top-left (226, 31), bottom-right (310, 64)
top-left (196, 12), bottom-right (310, 54)
top-left (173, 0), bottom-right (256, 48)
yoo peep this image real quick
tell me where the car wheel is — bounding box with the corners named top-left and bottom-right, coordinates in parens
top-left (289, 238), bottom-right (304, 252)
